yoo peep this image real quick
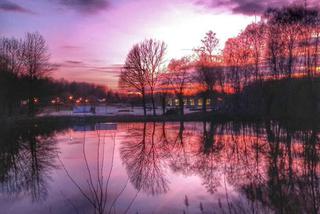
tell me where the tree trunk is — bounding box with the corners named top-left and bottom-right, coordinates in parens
top-left (28, 78), bottom-right (35, 116)
top-left (142, 91), bottom-right (147, 116)
top-left (178, 95), bottom-right (184, 116)
top-left (150, 90), bottom-right (156, 116)
top-left (161, 95), bottom-right (166, 115)
top-left (202, 93), bottom-right (207, 113)
top-left (209, 91), bottom-right (214, 112)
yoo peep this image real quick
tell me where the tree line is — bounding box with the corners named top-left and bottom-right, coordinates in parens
top-left (0, 33), bottom-right (118, 117)
top-left (119, 5), bottom-right (320, 117)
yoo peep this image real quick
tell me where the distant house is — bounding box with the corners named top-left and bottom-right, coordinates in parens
top-left (73, 105), bottom-right (95, 114)
top-left (167, 96), bottom-right (212, 110)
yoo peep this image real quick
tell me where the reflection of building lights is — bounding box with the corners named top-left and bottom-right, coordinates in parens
top-left (312, 32), bottom-right (319, 38)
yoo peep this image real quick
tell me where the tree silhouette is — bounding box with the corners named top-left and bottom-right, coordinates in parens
top-left (0, 124), bottom-right (59, 202)
top-left (120, 123), bottom-right (169, 195)
top-left (166, 57), bottom-right (192, 115)
top-left (194, 30), bottom-right (219, 64)
top-left (21, 32), bottom-right (50, 115)
top-left (119, 39), bottom-right (166, 116)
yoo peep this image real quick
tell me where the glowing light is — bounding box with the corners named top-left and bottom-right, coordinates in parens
top-left (69, 96), bottom-right (73, 100)
top-left (190, 99), bottom-right (195, 106)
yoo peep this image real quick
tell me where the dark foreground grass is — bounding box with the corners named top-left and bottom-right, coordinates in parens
top-left (2, 111), bottom-right (317, 123)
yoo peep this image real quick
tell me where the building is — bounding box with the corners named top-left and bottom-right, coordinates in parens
top-left (167, 96), bottom-right (212, 110)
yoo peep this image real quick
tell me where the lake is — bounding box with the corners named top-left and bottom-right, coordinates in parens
top-left (0, 121), bottom-right (319, 214)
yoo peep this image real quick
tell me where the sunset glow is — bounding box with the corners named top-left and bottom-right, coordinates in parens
top-left (0, 0), bottom-right (259, 88)
top-left (1, 1), bottom-right (320, 213)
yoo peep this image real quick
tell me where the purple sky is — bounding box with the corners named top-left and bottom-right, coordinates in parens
top-left (0, 0), bottom-right (316, 88)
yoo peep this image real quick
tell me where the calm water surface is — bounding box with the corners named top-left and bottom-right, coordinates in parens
top-left (0, 121), bottom-right (319, 214)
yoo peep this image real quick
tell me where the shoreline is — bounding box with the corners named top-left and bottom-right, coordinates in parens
top-left (1, 111), bottom-right (318, 125)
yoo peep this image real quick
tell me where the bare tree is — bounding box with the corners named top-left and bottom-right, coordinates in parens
top-left (21, 32), bottom-right (50, 115)
top-left (223, 36), bottom-right (251, 94)
top-left (0, 37), bottom-right (23, 115)
top-left (119, 44), bottom-right (148, 116)
top-left (299, 7), bottom-right (320, 78)
top-left (194, 30), bottom-right (221, 112)
top-left (265, 20), bottom-right (286, 79)
top-left (119, 39), bottom-right (166, 116)
top-left (313, 15), bottom-right (320, 78)
top-left (264, 6), bottom-right (311, 79)
top-left (0, 37), bottom-right (23, 75)
top-left (141, 39), bottom-right (166, 116)
top-left (242, 22), bottom-right (266, 82)
top-left (167, 57), bottom-right (192, 115)
top-left (223, 36), bottom-right (252, 112)
top-left (194, 30), bottom-right (219, 64)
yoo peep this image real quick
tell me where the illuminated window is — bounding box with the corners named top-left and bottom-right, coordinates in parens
top-left (184, 99), bottom-right (187, 106)
top-left (206, 99), bottom-right (211, 105)
top-left (190, 99), bottom-right (194, 106)
top-left (167, 99), bottom-right (172, 106)
top-left (175, 99), bottom-right (179, 106)
top-left (317, 66), bottom-right (320, 72)
top-left (198, 99), bottom-right (203, 106)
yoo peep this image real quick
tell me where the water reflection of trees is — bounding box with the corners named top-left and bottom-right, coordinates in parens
top-left (0, 123), bottom-right (60, 201)
top-left (59, 124), bottom-right (143, 214)
top-left (120, 121), bottom-right (320, 213)
top-left (120, 123), bottom-right (170, 195)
